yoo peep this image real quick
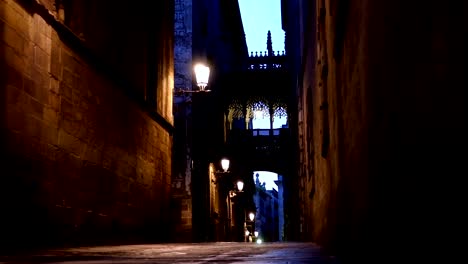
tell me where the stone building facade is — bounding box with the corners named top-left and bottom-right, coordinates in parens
top-left (172, 0), bottom-right (194, 242)
top-left (172, 0), bottom-right (248, 242)
top-left (0, 0), bottom-right (174, 249)
top-left (284, 0), bottom-right (467, 262)
top-left (253, 173), bottom-right (282, 242)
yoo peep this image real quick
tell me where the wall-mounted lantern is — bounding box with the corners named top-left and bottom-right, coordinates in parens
top-left (214, 158), bottom-right (231, 185)
top-left (221, 158), bottom-right (230, 172)
top-left (193, 63), bottom-right (210, 92)
top-left (174, 63), bottom-right (211, 95)
top-left (248, 212), bottom-right (255, 222)
top-left (236, 180), bottom-right (244, 192)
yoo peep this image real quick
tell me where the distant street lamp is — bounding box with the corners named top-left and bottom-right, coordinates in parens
top-left (214, 158), bottom-right (248, 242)
top-left (221, 158), bottom-right (230, 172)
top-left (213, 155), bottom-right (243, 240)
top-left (228, 180), bottom-right (244, 197)
top-left (249, 212), bottom-right (255, 222)
top-left (244, 211), bottom-right (255, 243)
top-left (254, 231), bottom-right (259, 243)
top-left (214, 158), bottom-right (231, 184)
top-left (236, 180), bottom-right (244, 192)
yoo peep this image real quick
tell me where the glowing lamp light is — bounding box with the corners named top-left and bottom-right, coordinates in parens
top-left (221, 158), bottom-right (230, 172)
top-left (237, 181), bottom-right (244, 192)
top-left (194, 63), bottom-right (210, 91)
top-left (254, 231), bottom-right (259, 237)
top-left (249, 212), bottom-right (255, 221)
top-left (174, 63), bottom-right (210, 94)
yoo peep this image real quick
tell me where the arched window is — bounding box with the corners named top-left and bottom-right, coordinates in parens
top-left (228, 97), bottom-right (288, 130)
top-left (252, 108), bottom-right (287, 129)
top-left (252, 109), bottom-right (269, 129)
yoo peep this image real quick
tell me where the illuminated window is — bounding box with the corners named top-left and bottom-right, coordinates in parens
top-left (252, 109), bottom-right (287, 129)
top-left (253, 110), bottom-right (270, 129)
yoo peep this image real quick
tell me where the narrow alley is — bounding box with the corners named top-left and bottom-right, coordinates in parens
top-left (1, 0), bottom-right (466, 263)
top-left (0, 242), bottom-right (337, 264)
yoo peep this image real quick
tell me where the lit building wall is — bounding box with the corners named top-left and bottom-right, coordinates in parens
top-left (0, 0), bottom-right (174, 248)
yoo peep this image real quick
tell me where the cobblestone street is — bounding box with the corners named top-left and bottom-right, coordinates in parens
top-left (0, 242), bottom-right (338, 264)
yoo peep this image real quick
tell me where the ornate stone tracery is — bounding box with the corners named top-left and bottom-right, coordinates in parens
top-left (227, 96), bottom-right (288, 119)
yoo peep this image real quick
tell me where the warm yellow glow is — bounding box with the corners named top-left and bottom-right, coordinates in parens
top-left (237, 181), bottom-right (244, 192)
top-left (221, 158), bottom-right (230, 172)
top-left (229, 190), bottom-right (236, 198)
top-left (194, 63), bottom-right (210, 90)
top-left (245, 230), bottom-right (250, 236)
top-left (249, 212), bottom-right (255, 221)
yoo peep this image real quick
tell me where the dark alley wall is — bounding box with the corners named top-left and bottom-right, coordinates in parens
top-left (190, 0), bottom-right (248, 242)
top-left (292, 0), bottom-right (467, 262)
top-left (0, 0), bottom-right (174, 249)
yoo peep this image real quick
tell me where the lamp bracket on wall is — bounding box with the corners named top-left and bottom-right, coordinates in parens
top-left (174, 63), bottom-right (211, 96)
top-left (174, 89), bottom-right (211, 96)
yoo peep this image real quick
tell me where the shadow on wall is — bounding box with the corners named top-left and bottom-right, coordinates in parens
top-left (1, 0), bottom-right (4, 150)
top-left (0, 0), bottom-right (58, 251)
top-left (0, 0), bottom-right (174, 250)
top-left (0, 2), bottom-right (5, 248)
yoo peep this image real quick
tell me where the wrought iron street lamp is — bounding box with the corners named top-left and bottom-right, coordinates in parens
top-left (214, 158), bottom-right (231, 184)
top-left (248, 212), bottom-right (255, 222)
top-left (221, 158), bottom-right (230, 172)
top-left (194, 63), bottom-right (210, 92)
top-left (244, 211), bottom-right (256, 242)
top-left (215, 158), bottom-right (244, 196)
top-left (213, 157), bottom-right (248, 242)
top-left (174, 63), bottom-right (211, 95)
top-left (236, 180), bottom-right (244, 192)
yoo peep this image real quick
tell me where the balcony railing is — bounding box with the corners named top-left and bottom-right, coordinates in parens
top-left (247, 51), bottom-right (286, 71)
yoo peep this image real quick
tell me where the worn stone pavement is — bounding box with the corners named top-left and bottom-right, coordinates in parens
top-left (0, 242), bottom-right (340, 264)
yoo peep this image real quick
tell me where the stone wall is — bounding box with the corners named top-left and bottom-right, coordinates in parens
top-left (0, 0), bottom-right (174, 249)
top-left (300, 0), bottom-right (467, 262)
top-left (171, 0), bottom-right (193, 242)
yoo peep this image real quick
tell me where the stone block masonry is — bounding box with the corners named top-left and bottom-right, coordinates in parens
top-left (0, 0), bottom-right (174, 249)
top-left (295, 0), bottom-right (468, 262)
top-left (172, 0), bottom-right (193, 242)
